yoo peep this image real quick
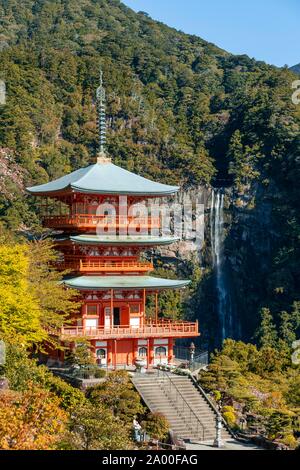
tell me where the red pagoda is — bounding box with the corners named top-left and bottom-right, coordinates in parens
top-left (26, 71), bottom-right (199, 369)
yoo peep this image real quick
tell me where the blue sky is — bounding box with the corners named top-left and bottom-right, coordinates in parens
top-left (123, 0), bottom-right (299, 67)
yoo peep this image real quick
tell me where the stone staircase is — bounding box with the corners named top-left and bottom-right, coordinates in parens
top-left (132, 373), bottom-right (232, 442)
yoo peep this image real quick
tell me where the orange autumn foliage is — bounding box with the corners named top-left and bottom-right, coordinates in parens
top-left (0, 385), bottom-right (67, 449)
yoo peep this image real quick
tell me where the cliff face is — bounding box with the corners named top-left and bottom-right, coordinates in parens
top-left (225, 184), bottom-right (276, 340)
top-left (150, 182), bottom-right (278, 347)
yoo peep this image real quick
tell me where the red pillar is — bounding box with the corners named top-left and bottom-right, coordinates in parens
top-left (149, 338), bottom-right (154, 367)
top-left (147, 338), bottom-right (150, 369)
top-left (110, 289), bottom-right (114, 326)
top-left (133, 339), bottom-right (138, 364)
top-left (82, 303), bottom-right (86, 330)
top-left (142, 288), bottom-right (146, 326)
top-left (114, 339), bottom-right (117, 369)
top-left (108, 340), bottom-right (113, 367)
top-left (168, 338), bottom-right (174, 364)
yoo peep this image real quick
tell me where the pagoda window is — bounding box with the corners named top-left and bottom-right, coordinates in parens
top-left (96, 348), bottom-right (106, 359)
top-left (130, 305), bottom-right (140, 314)
top-left (155, 346), bottom-right (167, 357)
top-left (138, 347), bottom-right (147, 358)
top-left (86, 304), bottom-right (98, 316)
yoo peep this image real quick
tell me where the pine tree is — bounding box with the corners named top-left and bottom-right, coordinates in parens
top-left (256, 308), bottom-right (278, 348)
top-left (279, 310), bottom-right (296, 346)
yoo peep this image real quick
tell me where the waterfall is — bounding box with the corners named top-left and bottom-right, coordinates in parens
top-left (210, 189), bottom-right (234, 342)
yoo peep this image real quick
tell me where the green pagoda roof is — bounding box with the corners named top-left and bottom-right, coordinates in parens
top-left (61, 234), bottom-right (179, 246)
top-left (63, 275), bottom-right (190, 291)
top-left (26, 162), bottom-right (179, 196)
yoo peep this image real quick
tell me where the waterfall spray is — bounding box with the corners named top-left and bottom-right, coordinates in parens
top-left (210, 189), bottom-right (233, 341)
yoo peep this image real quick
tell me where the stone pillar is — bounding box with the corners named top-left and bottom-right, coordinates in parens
top-left (213, 415), bottom-right (224, 448)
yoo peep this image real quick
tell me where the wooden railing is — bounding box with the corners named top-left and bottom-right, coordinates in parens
top-left (60, 259), bottom-right (153, 273)
top-left (43, 214), bottom-right (161, 230)
top-left (80, 259), bottom-right (153, 272)
top-left (57, 320), bottom-right (199, 340)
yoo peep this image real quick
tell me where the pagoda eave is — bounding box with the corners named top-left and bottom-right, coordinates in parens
top-left (55, 235), bottom-right (180, 247)
top-left (26, 162), bottom-right (179, 197)
top-left (63, 275), bottom-right (191, 291)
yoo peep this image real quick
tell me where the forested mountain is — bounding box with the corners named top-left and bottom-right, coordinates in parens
top-left (0, 0), bottom-right (299, 346)
top-left (290, 63), bottom-right (300, 74)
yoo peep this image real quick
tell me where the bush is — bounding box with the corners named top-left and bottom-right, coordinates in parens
top-left (222, 406), bottom-right (237, 427)
top-left (65, 341), bottom-right (94, 367)
top-left (212, 390), bottom-right (222, 402)
top-left (279, 434), bottom-right (297, 449)
top-left (264, 410), bottom-right (293, 439)
top-left (87, 370), bottom-right (144, 422)
top-left (45, 374), bottom-right (86, 410)
top-left (142, 412), bottom-right (169, 441)
top-left (94, 369), bottom-right (106, 379)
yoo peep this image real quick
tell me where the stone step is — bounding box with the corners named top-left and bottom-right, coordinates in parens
top-left (131, 374), bottom-right (233, 443)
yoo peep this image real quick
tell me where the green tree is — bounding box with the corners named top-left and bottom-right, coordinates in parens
top-left (279, 311), bottom-right (296, 346)
top-left (0, 240), bottom-right (79, 348)
top-left (142, 412), bottom-right (169, 441)
top-left (87, 370), bottom-right (144, 422)
top-left (65, 340), bottom-right (94, 367)
top-left (0, 243), bottom-right (45, 345)
top-left (62, 401), bottom-right (133, 450)
top-left (3, 342), bottom-right (86, 409)
top-left (256, 308), bottom-right (278, 349)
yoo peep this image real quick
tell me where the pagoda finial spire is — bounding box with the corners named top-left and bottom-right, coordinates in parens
top-left (96, 67), bottom-right (111, 164)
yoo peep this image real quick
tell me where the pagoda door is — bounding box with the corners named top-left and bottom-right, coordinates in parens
top-left (113, 307), bottom-right (121, 326)
top-left (104, 307), bottom-right (111, 329)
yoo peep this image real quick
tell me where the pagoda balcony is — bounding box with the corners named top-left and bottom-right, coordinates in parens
top-left (60, 258), bottom-right (154, 273)
top-left (43, 214), bottom-right (161, 231)
top-left (55, 320), bottom-right (199, 341)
